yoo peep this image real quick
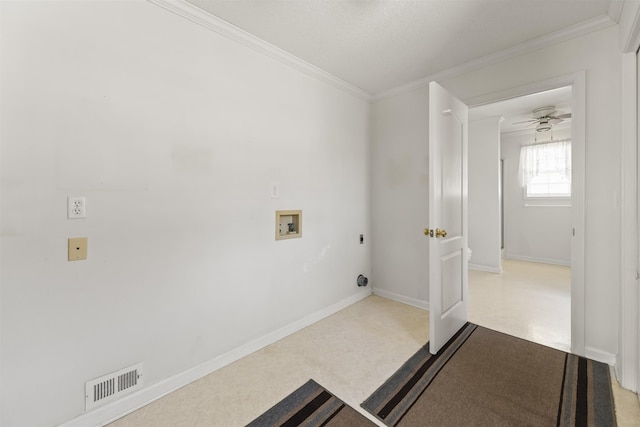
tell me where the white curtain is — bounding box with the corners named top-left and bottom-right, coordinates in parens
top-left (519, 140), bottom-right (571, 187)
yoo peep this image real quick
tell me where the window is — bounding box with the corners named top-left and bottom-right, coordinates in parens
top-left (520, 140), bottom-right (571, 198)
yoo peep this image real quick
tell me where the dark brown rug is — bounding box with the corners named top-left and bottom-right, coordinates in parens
top-left (362, 323), bottom-right (616, 426)
top-left (246, 379), bottom-right (375, 427)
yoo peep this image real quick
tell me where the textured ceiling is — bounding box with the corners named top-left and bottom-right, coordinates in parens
top-left (185, 0), bottom-right (613, 94)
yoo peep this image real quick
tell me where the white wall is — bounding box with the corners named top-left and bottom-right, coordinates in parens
top-left (371, 25), bottom-right (621, 357)
top-left (501, 128), bottom-right (572, 265)
top-left (0, 2), bottom-right (371, 425)
top-left (468, 117), bottom-right (502, 272)
top-left (370, 87), bottom-right (429, 308)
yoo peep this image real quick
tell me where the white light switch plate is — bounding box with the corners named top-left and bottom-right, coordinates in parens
top-left (270, 183), bottom-right (280, 199)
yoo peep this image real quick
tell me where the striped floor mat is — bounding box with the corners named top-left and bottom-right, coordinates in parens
top-left (362, 323), bottom-right (616, 426)
top-left (246, 380), bottom-right (375, 427)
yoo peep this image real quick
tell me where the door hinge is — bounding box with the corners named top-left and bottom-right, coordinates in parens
top-left (572, 228), bottom-right (575, 237)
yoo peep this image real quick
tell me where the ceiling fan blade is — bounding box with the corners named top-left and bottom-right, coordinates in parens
top-left (555, 113), bottom-right (572, 119)
top-left (512, 119), bottom-right (537, 125)
top-left (549, 118), bottom-right (564, 125)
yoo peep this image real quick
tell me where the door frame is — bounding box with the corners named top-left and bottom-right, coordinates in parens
top-left (619, 0), bottom-right (640, 393)
top-left (463, 71), bottom-right (586, 357)
top-left (619, 51), bottom-right (638, 393)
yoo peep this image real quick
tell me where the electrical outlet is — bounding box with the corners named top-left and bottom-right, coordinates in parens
top-left (68, 197), bottom-right (87, 219)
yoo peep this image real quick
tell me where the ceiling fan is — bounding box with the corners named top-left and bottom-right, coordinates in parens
top-left (513, 106), bottom-right (572, 132)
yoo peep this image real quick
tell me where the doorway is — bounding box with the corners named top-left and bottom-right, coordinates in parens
top-left (465, 78), bottom-right (584, 355)
top-left (468, 259), bottom-right (570, 351)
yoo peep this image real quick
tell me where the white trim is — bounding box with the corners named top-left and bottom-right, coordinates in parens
top-left (372, 288), bottom-right (429, 311)
top-left (585, 346), bottom-right (618, 367)
top-left (147, 0), bottom-right (372, 101)
top-left (465, 72), bottom-right (586, 358)
top-left (468, 263), bottom-right (503, 273)
top-left (372, 16), bottom-right (614, 101)
top-left (620, 0), bottom-right (640, 53)
top-left (608, 0), bottom-right (624, 23)
top-left (618, 52), bottom-right (638, 393)
top-left (0, 0), bottom-right (3, 420)
top-left (464, 72), bottom-right (582, 108)
top-left (504, 255), bottom-right (570, 267)
top-left (58, 290), bottom-right (371, 427)
top-left (567, 72), bottom-right (586, 358)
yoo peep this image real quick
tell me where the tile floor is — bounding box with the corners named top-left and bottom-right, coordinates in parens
top-left (108, 262), bottom-right (640, 426)
top-left (468, 258), bottom-right (571, 352)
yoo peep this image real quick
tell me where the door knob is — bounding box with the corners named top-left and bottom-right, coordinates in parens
top-left (436, 228), bottom-right (447, 238)
top-left (424, 228), bottom-right (430, 236)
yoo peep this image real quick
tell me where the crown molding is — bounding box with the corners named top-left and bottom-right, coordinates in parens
top-left (147, 0), bottom-right (373, 101)
top-left (609, 0), bottom-right (624, 23)
top-left (149, 0), bottom-right (615, 104)
top-left (619, 0), bottom-right (640, 53)
top-left (372, 14), bottom-right (615, 101)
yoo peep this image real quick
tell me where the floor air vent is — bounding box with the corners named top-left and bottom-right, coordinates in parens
top-left (85, 363), bottom-right (143, 411)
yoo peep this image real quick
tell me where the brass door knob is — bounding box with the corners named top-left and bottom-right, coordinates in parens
top-left (424, 228), bottom-right (430, 236)
top-left (436, 228), bottom-right (447, 238)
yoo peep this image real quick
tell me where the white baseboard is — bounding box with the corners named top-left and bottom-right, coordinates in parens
top-left (59, 290), bottom-right (372, 427)
top-left (468, 263), bottom-right (502, 273)
top-left (505, 254), bottom-right (570, 267)
top-left (372, 287), bottom-right (429, 311)
top-left (585, 346), bottom-right (617, 366)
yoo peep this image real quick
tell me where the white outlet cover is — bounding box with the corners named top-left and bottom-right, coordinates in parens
top-left (68, 196), bottom-right (87, 219)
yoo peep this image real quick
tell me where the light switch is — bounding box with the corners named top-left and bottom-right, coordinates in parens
top-left (68, 237), bottom-right (88, 261)
top-left (270, 182), bottom-right (280, 199)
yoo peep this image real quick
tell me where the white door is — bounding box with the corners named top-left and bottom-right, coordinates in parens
top-left (428, 81), bottom-right (469, 355)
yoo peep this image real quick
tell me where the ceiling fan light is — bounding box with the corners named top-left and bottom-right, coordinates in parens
top-left (536, 122), bottom-right (551, 132)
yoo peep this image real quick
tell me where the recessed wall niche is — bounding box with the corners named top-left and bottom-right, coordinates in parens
top-left (275, 210), bottom-right (302, 240)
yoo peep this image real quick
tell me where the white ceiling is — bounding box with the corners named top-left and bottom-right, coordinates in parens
top-left (185, 0), bottom-right (614, 95)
